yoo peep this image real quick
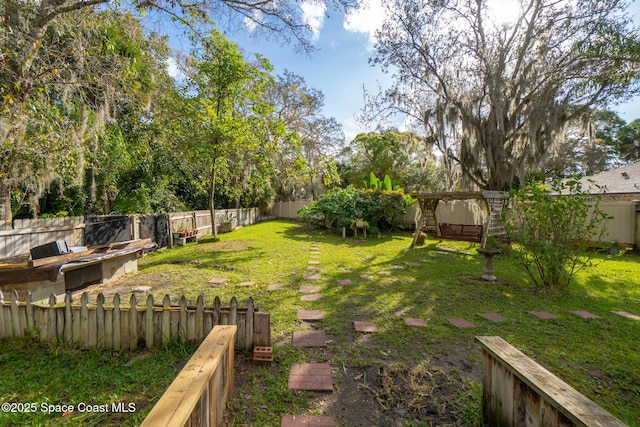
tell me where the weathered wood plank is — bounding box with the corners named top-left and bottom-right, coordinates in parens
top-left (64, 292), bottom-right (72, 342)
top-left (10, 290), bottom-right (20, 337)
top-left (96, 294), bottom-right (105, 349)
top-left (195, 296), bottom-right (204, 342)
top-left (80, 293), bottom-right (89, 346)
top-left (476, 336), bottom-right (627, 427)
top-left (129, 294), bottom-right (138, 350)
top-left (113, 294), bottom-right (121, 350)
top-left (145, 295), bottom-right (154, 349)
top-left (179, 296), bottom-right (188, 341)
top-left (140, 325), bottom-right (237, 427)
top-left (162, 295), bottom-right (171, 344)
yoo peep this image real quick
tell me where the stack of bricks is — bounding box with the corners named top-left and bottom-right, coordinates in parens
top-left (253, 346), bottom-right (274, 364)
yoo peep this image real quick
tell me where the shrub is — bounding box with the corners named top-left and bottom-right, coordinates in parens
top-left (298, 186), bottom-right (408, 235)
top-left (503, 178), bottom-right (610, 292)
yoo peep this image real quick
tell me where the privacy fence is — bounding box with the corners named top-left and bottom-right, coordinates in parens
top-left (0, 208), bottom-right (272, 258)
top-left (271, 200), bottom-right (640, 247)
top-left (0, 290), bottom-right (270, 351)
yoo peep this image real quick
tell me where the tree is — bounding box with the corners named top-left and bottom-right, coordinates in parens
top-left (1, 0), bottom-right (358, 222)
top-left (616, 119), bottom-right (640, 162)
top-left (367, 0), bottom-right (640, 191)
top-left (340, 129), bottom-right (445, 192)
top-left (180, 29), bottom-right (277, 236)
top-left (267, 71), bottom-right (344, 200)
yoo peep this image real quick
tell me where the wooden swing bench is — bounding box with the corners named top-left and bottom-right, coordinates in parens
top-left (439, 223), bottom-right (483, 243)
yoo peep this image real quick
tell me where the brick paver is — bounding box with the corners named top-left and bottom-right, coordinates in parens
top-left (301, 294), bottom-right (323, 301)
top-left (354, 321), bottom-right (379, 333)
top-left (480, 312), bottom-right (507, 322)
top-left (297, 310), bottom-right (324, 321)
top-left (448, 318), bottom-right (477, 328)
top-left (292, 330), bottom-right (328, 347)
top-left (570, 310), bottom-right (600, 319)
top-left (300, 285), bottom-right (321, 293)
top-left (288, 363), bottom-right (333, 391)
top-left (404, 318), bottom-right (428, 327)
top-left (303, 273), bottom-right (321, 280)
top-left (281, 416), bottom-right (336, 427)
top-left (337, 279), bottom-right (352, 285)
top-left (307, 266), bottom-right (321, 271)
top-left (528, 311), bottom-right (558, 319)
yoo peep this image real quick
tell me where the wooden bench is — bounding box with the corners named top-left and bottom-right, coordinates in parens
top-left (439, 223), bottom-right (483, 243)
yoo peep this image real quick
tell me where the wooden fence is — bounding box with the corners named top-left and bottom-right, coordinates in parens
top-left (476, 336), bottom-right (626, 427)
top-left (0, 290), bottom-right (270, 351)
top-left (141, 325), bottom-right (236, 427)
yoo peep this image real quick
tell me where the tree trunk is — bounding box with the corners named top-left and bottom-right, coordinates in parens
top-left (209, 161), bottom-right (218, 237)
top-left (0, 177), bottom-right (11, 226)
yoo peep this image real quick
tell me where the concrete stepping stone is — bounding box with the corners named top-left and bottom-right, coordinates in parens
top-left (528, 311), bottom-right (558, 320)
top-left (208, 277), bottom-right (228, 285)
top-left (288, 363), bottom-right (333, 391)
top-left (238, 281), bottom-right (254, 287)
top-left (360, 274), bottom-right (374, 280)
top-left (300, 285), bottom-right (321, 293)
top-left (377, 270), bottom-right (391, 275)
top-left (570, 310), bottom-right (600, 319)
top-left (267, 284), bottom-right (283, 291)
top-left (307, 266), bottom-right (321, 271)
top-left (611, 310), bottom-right (640, 320)
top-left (310, 254), bottom-right (320, 259)
top-left (390, 265), bottom-right (405, 269)
top-left (308, 261), bottom-right (320, 265)
top-left (337, 279), bottom-right (352, 285)
top-left (404, 318), bottom-right (428, 327)
top-left (297, 310), bottom-right (324, 321)
top-left (354, 321), bottom-right (379, 333)
top-left (303, 273), bottom-right (321, 280)
top-left (292, 330), bottom-right (328, 347)
top-left (480, 312), bottom-right (507, 322)
top-left (133, 286), bottom-right (152, 293)
top-left (448, 318), bottom-right (477, 328)
top-left (406, 262), bottom-right (422, 267)
top-left (301, 294), bottom-right (323, 301)
top-left (281, 416), bottom-right (336, 427)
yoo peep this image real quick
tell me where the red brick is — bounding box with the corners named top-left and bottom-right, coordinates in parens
top-left (480, 312), bottom-right (507, 322)
top-left (288, 363), bottom-right (333, 391)
top-left (570, 310), bottom-right (600, 319)
top-left (354, 321), bottom-right (378, 333)
top-left (404, 318), bottom-right (428, 327)
top-left (448, 318), bottom-right (477, 328)
top-left (281, 415), bottom-right (336, 427)
top-left (253, 346), bottom-right (273, 364)
top-left (528, 311), bottom-right (558, 320)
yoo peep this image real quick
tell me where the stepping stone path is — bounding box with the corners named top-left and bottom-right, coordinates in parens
top-left (267, 283), bottom-right (283, 291)
top-left (301, 294), bottom-right (323, 301)
top-left (448, 318), bottom-right (477, 328)
top-left (299, 285), bottom-right (321, 294)
top-left (303, 273), bottom-right (321, 280)
top-left (208, 277), bottom-right (228, 285)
top-left (292, 330), bottom-right (328, 347)
top-left (480, 312), bottom-right (507, 322)
top-left (337, 279), bottom-right (352, 285)
top-left (308, 261), bottom-right (320, 265)
top-left (390, 265), bottom-right (405, 269)
top-left (528, 311), bottom-right (558, 319)
top-left (354, 321), bottom-right (379, 333)
top-left (288, 363), bottom-right (333, 391)
top-left (238, 281), bottom-right (254, 287)
top-left (377, 270), bottom-right (391, 275)
top-left (281, 416), bottom-right (336, 427)
top-left (359, 274), bottom-right (374, 280)
top-left (306, 266), bottom-right (321, 271)
top-left (404, 318), bottom-right (428, 327)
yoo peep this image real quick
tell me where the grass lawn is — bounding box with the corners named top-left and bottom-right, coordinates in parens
top-left (2, 219), bottom-right (639, 426)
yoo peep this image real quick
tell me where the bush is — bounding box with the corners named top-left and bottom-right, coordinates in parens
top-left (298, 187), bottom-right (408, 235)
top-left (503, 178), bottom-right (610, 292)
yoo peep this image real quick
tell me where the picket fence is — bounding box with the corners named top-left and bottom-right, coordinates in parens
top-left (0, 291), bottom-right (270, 351)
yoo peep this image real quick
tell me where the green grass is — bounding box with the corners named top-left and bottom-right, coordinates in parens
top-left (1, 220), bottom-right (639, 426)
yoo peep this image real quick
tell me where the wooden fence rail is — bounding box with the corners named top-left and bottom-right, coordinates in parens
top-left (476, 336), bottom-right (627, 427)
top-left (0, 290), bottom-right (270, 351)
top-left (141, 325), bottom-right (236, 427)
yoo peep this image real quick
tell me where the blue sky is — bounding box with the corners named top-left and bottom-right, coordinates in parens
top-left (165, 0), bottom-right (640, 143)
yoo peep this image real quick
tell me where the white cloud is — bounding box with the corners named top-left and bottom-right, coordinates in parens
top-left (301, 1), bottom-right (327, 42)
top-left (343, 0), bottom-right (386, 46)
top-left (166, 56), bottom-right (183, 81)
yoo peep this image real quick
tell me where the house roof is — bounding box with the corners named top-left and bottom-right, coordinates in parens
top-left (571, 162), bottom-right (640, 195)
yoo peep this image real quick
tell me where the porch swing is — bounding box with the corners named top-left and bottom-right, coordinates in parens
top-left (409, 191), bottom-right (508, 248)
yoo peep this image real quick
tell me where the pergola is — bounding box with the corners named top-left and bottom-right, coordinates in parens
top-left (409, 190), bottom-right (509, 248)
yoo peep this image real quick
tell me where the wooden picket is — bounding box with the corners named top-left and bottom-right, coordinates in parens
top-left (0, 290), bottom-right (270, 350)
